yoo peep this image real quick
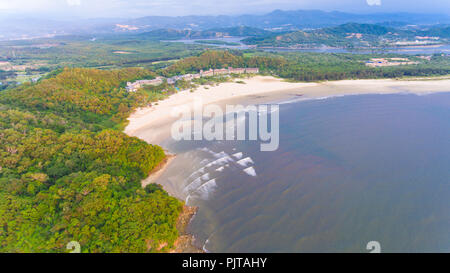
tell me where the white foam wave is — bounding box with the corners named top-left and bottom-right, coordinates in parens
top-left (237, 157), bottom-right (254, 167)
top-left (185, 194), bottom-right (191, 205)
top-left (199, 158), bottom-right (209, 165)
top-left (276, 93), bottom-right (401, 105)
top-left (213, 151), bottom-right (228, 158)
top-left (202, 240), bottom-right (210, 253)
top-left (199, 147), bottom-right (210, 152)
top-left (187, 167), bottom-right (205, 180)
top-left (201, 173), bottom-right (210, 181)
top-left (258, 107), bottom-right (279, 115)
top-left (184, 177), bottom-right (203, 193)
top-left (277, 97), bottom-right (309, 105)
top-left (232, 152), bottom-right (243, 160)
top-left (215, 166), bottom-right (225, 172)
top-left (205, 156), bottom-right (234, 168)
top-left (277, 94), bottom-right (352, 105)
top-left (243, 166), bottom-right (257, 177)
top-left (202, 232), bottom-right (215, 253)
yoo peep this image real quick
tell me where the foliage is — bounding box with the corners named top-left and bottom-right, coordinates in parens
top-left (247, 51), bottom-right (450, 81)
top-left (162, 50), bottom-right (287, 76)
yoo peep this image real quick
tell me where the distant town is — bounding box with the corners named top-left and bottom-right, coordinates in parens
top-left (126, 67), bottom-right (259, 92)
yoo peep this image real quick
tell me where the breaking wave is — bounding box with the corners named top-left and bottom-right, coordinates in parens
top-left (201, 173), bottom-right (210, 181)
top-left (232, 152), bottom-right (244, 160)
top-left (184, 177), bottom-right (203, 193)
top-left (243, 166), bottom-right (257, 177)
top-left (195, 179), bottom-right (217, 200)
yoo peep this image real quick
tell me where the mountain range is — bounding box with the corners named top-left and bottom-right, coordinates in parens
top-left (1, 9), bottom-right (449, 40)
top-left (243, 23), bottom-right (450, 47)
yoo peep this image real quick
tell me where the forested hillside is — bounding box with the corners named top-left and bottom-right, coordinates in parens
top-left (1, 52), bottom-right (449, 252)
top-left (162, 50), bottom-right (450, 81)
top-left (0, 68), bottom-right (182, 252)
top-left (138, 26), bottom-right (271, 41)
top-left (270, 52), bottom-right (450, 81)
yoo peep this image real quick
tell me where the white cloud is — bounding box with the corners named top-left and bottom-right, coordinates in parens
top-left (67, 0), bottom-right (81, 6)
top-left (366, 0), bottom-right (381, 6)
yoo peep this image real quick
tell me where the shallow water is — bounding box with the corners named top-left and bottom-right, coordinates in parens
top-left (157, 92), bottom-right (450, 252)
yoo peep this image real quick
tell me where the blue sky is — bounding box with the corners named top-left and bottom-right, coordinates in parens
top-left (0, 0), bottom-right (449, 18)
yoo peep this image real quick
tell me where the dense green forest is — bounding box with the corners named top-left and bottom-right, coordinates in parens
top-left (161, 50), bottom-right (450, 81)
top-left (1, 29), bottom-right (449, 86)
top-left (0, 68), bottom-right (183, 252)
top-left (0, 37), bottom-right (205, 71)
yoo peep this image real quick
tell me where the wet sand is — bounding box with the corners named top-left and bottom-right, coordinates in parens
top-left (124, 76), bottom-right (450, 252)
top-left (125, 76), bottom-right (450, 147)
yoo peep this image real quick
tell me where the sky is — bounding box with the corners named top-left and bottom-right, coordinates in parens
top-left (0, 0), bottom-right (449, 18)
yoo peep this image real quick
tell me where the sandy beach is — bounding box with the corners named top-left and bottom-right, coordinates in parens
top-left (125, 75), bottom-right (450, 146)
top-left (124, 76), bottom-right (317, 144)
top-left (125, 75), bottom-right (450, 252)
top-left (142, 154), bottom-right (176, 188)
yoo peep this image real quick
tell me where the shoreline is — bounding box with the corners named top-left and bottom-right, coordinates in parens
top-left (125, 75), bottom-right (450, 253)
top-left (141, 153), bottom-right (176, 188)
top-left (125, 75), bottom-right (450, 146)
top-left (140, 154), bottom-right (203, 253)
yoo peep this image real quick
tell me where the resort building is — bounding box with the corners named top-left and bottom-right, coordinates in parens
top-left (200, 69), bottom-right (214, 77)
top-left (126, 68), bottom-right (260, 92)
top-left (213, 68), bottom-right (229, 75)
top-left (126, 77), bottom-right (164, 92)
top-left (245, 68), bottom-right (259, 74)
top-left (365, 58), bottom-right (418, 67)
top-left (228, 67), bottom-right (245, 74)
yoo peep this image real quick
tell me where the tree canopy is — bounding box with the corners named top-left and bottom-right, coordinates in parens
top-left (0, 68), bottom-right (182, 252)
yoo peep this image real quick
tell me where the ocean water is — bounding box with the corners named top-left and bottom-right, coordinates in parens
top-left (166, 38), bottom-right (450, 55)
top-left (158, 92), bottom-right (450, 253)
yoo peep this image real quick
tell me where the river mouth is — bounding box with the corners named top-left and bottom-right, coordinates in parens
top-left (155, 91), bottom-right (450, 253)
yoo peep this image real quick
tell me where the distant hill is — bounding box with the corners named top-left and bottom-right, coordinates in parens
top-left (243, 23), bottom-right (450, 48)
top-left (422, 26), bottom-right (450, 38)
top-left (205, 26), bottom-right (272, 37)
top-left (137, 26), bottom-right (272, 40)
top-left (138, 29), bottom-right (202, 40)
top-left (122, 10), bottom-right (450, 32)
top-left (1, 9), bottom-right (449, 41)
